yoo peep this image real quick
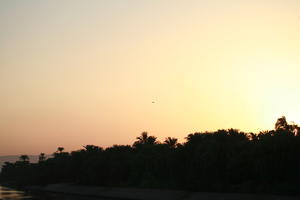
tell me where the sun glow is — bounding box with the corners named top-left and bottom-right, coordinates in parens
top-left (1, 0), bottom-right (300, 155)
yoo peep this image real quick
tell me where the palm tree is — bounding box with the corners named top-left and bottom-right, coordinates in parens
top-left (19, 155), bottom-right (29, 162)
top-left (57, 147), bottom-right (64, 153)
top-left (39, 153), bottom-right (46, 162)
top-left (275, 116), bottom-right (290, 131)
top-left (136, 132), bottom-right (149, 144)
top-left (133, 132), bottom-right (157, 147)
top-left (53, 147), bottom-right (65, 158)
top-left (249, 132), bottom-right (258, 141)
top-left (164, 137), bottom-right (178, 148)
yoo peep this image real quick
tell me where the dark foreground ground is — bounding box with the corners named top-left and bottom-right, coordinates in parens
top-left (17, 184), bottom-right (300, 200)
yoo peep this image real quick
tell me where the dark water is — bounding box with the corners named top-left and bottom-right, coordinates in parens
top-left (0, 186), bottom-right (36, 200)
top-left (0, 185), bottom-right (113, 200)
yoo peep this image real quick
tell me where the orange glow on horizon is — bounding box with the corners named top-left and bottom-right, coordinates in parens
top-left (1, 0), bottom-right (300, 155)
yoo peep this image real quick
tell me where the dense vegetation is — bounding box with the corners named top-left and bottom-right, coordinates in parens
top-left (1, 116), bottom-right (300, 195)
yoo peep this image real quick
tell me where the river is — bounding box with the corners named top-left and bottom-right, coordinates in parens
top-left (0, 185), bottom-right (37, 200)
top-left (0, 185), bottom-right (115, 200)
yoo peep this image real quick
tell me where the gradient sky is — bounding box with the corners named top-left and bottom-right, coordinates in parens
top-left (1, 0), bottom-right (300, 155)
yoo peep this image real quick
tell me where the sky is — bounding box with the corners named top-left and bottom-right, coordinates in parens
top-left (1, 0), bottom-right (300, 155)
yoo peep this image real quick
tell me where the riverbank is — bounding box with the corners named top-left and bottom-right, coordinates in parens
top-left (22, 184), bottom-right (300, 200)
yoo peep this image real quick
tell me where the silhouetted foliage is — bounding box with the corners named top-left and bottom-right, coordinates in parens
top-left (164, 137), bottom-right (178, 148)
top-left (19, 155), bottom-right (29, 163)
top-left (133, 132), bottom-right (157, 147)
top-left (57, 147), bottom-right (64, 153)
top-left (1, 116), bottom-right (300, 195)
top-left (38, 153), bottom-right (46, 163)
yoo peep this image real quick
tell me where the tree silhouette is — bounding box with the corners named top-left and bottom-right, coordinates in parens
top-left (19, 155), bottom-right (29, 163)
top-left (133, 132), bottom-right (157, 147)
top-left (2, 117), bottom-right (300, 195)
top-left (57, 147), bottom-right (64, 153)
top-left (275, 116), bottom-right (289, 131)
top-left (38, 153), bottom-right (46, 162)
top-left (83, 145), bottom-right (102, 153)
top-left (164, 137), bottom-right (178, 148)
top-left (274, 116), bottom-right (300, 136)
top-left (53, 147), bottom-right (69, 158)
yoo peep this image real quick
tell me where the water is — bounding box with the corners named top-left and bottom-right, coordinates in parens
top-left (0, 185), bottom-right (113, 200)
top-left (0, 186), bottom-right (35, 200)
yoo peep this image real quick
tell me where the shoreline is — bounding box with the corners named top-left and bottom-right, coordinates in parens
top-left (13, 184), bottom-right (300, 200)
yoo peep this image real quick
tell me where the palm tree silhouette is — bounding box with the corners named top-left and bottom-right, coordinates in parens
top-left (164, 137), bottom-right (178, 148)
top-left (39, 153), bottom-right (46, 162)
top-left (19, 155), bottom-right (29, 162)
top-left (57, 147), bottom-right (64, 153)
top-left (275, 116), bottom-right (289, 131)
top-left (133, 132), bottom-right (157, 147)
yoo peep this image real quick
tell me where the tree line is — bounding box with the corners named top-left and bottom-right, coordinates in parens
top-left (1, 116), bottom-right (300, 195)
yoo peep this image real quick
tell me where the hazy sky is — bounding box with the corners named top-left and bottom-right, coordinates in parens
top-left (1, 0), bottom-right (300, 155)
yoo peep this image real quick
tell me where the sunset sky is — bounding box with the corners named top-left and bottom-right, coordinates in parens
top-left (1, 0), bottom-right (300, 156)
